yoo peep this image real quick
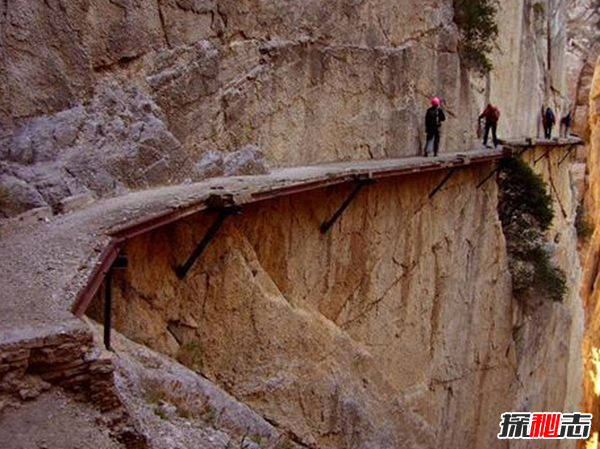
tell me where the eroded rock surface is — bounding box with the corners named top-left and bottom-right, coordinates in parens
top-left (566, 0), bottom-right (600, 138)
top-left (94, 167), bottom-right (514, 448)
top-left (581, 56), bottom-right (600, 446)
top-left (0, 0), bottom-right (555, 217)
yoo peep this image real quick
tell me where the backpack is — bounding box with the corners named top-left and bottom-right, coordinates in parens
top-left (425, 107), bottom-right (440, 132)
top-left (489, 107), bottom-right (500, 122)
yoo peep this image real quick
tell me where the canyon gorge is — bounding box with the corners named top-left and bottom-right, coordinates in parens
top-left (0, 0), bottom-right (599, 448)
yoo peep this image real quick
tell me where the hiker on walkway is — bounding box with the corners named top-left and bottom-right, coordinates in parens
top-left (478, 103), bottom-right (500, 148)
top-left (543, 107), bottom-right (556, 139)
top-left (560, 111), bottom-right (572, 138)
top-left (424, 97), bottom-right (446, 157)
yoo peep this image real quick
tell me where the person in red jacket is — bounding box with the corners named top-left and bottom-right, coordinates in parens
top-left (479, 104), bottom-right (500, 148)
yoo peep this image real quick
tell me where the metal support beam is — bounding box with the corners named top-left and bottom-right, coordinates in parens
top-left (320, 180), bottom-right (372, 234)
top-left (429, 167), bottom-right (458, 199)
top-left (558, 145), bottom-right (575, 166)
top-left (519, 146), bottom-right (534, 156)
top-left (175, 208), bottom-right (240, 279)
top-left (476, 164), bottom-right (501, 189)
top-left (534, 148), bottom-right (553, 164)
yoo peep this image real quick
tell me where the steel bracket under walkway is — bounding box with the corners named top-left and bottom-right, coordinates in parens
top-left (429, 167), bottom-right (458, 199)
top-left (320, 176), bottom-right (375, 234)
top-left (175, 194), bottom-right (242, 280)
top-left (558, 145), bottom-right (576, 165)
top-left (534, 147), bottom-right (553, 164)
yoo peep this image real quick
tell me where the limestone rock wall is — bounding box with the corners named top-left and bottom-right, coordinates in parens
top-left (94, 165), bottom-right (513, 448)
top-left (512, 146), bottom-right (584, 449)
top-left (489, 0), bottom-right (572, 140)
top-left (566, 0), bottom-right (600, 138)
top-left (0, 1), bottom-right (589, 445)
top-left (0, 0), bottom-right (574, 218)
top-left (0, 0), bottom-right (481, 217)
top-left (581, 56), bottom-right (600, 447)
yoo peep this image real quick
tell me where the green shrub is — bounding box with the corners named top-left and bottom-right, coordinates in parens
top-left (498, 157), bottom-right (566, 304)
top-left (498, 157), bottom-right (554, 231)
top-left (454, 0), bottom-right (499, 74)
top-left (576, 203), bottom-right (593, 240)
top-left (523, 247), bottom-right (566, 302)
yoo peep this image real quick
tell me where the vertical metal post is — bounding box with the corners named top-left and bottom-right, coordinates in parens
top-left (104, 268), bottom-right (113, 351)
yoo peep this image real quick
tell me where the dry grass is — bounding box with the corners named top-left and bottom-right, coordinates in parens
top-left (143, 378), bottom-right (215, 422)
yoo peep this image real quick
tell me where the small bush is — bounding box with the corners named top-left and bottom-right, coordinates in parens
top-left (144, 378), bottom-right (212, 422)
top-left (204, 404), bottom-right (217, 424)
top-left (498, 157), bottom-right (566, 304)
top-left (498, 157), bottom-right (554, 231)
top-left (510, 260), bottom-right (536, 294)
top-left (576, 203), bottom-right (593, 240)
top-left (454, 0), bottom-right (499, 74)
top-left (145, 383), bottom-right (168, 404)
top-left (524, 247), bottom-right (567, 302)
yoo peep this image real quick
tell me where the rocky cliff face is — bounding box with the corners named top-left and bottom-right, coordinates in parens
top-left (486, 0), bottom-right (584, 137)
top-left (83, 148), bottom-right (582, 448)
top-left (513, 147), bottom-right (584, 449)
top-left (581, 56), bottom-right (600, 447)
top-left (93, 166), bottom-right (514, 448)
top-left (566, 0), bottom-right (600, 138)
top-left (2, 0), bottom-right (577, 212)
top-left (0, 0), bottom-right (482, 217)
top-left (0, 1), bottom-right (592, 448)
top-left (0, 1), bottom-right (583, 219)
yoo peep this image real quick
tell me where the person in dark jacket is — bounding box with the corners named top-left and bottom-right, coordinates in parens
top-left (479, 103), bottom-right (500, 148)
top-left (543, 107), bottom-right (556, 139)
top-left (424, 97), bottom-right (446, 157)
top-left (560, 111), bottom-right (572, 138)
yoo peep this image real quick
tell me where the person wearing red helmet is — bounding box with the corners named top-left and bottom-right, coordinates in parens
top-left (424, 97), bottom-right (446, 157)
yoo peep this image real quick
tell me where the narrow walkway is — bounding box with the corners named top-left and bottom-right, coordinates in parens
top-left (0, 139), bottom-right (582, 344)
